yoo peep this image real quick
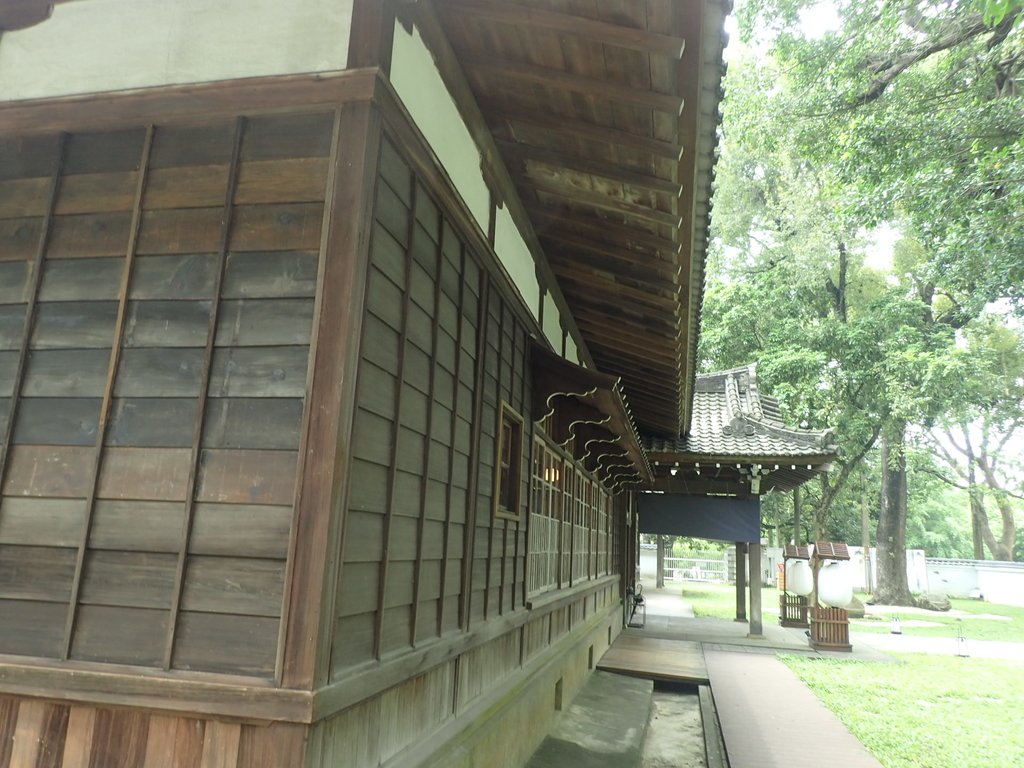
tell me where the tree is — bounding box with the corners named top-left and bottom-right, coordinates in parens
top-left (716, 0), bottom-right (1024, 603)
top-left (925, 319), bottom-right (1024, 560)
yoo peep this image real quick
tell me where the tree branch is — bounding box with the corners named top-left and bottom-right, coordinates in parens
top-left (853, 13), bottom-right (994, 105)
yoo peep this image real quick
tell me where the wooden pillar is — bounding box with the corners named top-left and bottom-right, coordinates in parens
top-left (734, 543), bottom-right (747, 622)
top-left (792, 486), bottom-right (801, 544)
top-left (656, 535), bottom-right (665, 588)
top-left (748, 542), bottom-right (763, 637)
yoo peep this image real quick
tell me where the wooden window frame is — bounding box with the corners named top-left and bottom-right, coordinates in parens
top-left (494, 400), bottom-right (525, 521)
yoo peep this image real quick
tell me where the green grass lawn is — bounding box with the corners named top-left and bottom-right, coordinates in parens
top-left (849, 598), bottom-right (1024, 643)
top-left (678, 581), bottom-right (1024, 642)
top-left (782, 654), bottom-right (1024, 768)
top-left (676, 581), bottom-right (1024, 767)
top-left (680, 580), bottom-right (782, 620)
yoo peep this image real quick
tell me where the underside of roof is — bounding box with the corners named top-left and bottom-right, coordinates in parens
top-left (434, 0), bottom-right (730, 438)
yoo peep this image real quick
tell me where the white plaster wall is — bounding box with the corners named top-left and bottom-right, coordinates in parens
top-left (977, 567), bottom-right (1024, 607)
top-left (493, 205), bottom-right (541, 324)
top-left (390, 20), bottom-right (490, 232)
top-left (542, 293), bottom-right (561, 352)
top-left (0, 0), bottom-right (353, 101)
top-left (565, 335), bottom-right (579, 365)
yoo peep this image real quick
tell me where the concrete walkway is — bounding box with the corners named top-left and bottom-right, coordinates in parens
top-left (526, 671), bottom-right (653, 768)
top-left (705, 650), bottom-right (883, 768)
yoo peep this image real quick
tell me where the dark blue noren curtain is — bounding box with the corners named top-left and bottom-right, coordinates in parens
top-left (637, 494), bottom-right (761, 543)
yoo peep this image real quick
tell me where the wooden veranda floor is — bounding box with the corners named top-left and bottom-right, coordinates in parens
top-left (596, 634), bottom-right (708, 684)
top-left (704, 650), bottom-right (883, 767)
top-left (595, 585), bottom-right (887, 768)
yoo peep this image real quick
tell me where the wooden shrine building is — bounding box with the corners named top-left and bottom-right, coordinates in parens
top-left (0, 1), bottom-right (824, 766)
top-left (641, 365), bottom-right (838, 635)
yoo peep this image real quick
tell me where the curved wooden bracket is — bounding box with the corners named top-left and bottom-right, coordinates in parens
top-left (530, 339), bottom-right (652, 484)
top-left (546, 394), bottom-right (609, 446)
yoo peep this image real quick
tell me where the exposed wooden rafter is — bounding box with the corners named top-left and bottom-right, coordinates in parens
top-left (461, 57), bottom-right (685, 115)
top-left (440, 0), bottom-right (686, 58)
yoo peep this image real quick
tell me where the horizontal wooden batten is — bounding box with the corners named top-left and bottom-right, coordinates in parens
top-left (0, 659), bottom-right (313, 722)
top-left (0, 70), bottom-right (381, 135)
top-left (440, 0), bottom-right (686, 58)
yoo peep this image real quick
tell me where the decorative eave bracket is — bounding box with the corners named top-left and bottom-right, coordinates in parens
top-left (530, 339), bottom-right (652, 486)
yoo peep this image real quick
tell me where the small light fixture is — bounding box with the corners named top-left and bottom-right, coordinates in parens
top-left (670, 467), bottom-right (678, 476)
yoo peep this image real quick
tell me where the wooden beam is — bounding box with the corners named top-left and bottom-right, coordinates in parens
top-left (540, 229), bottom-right (678, 272)
top-left (0, 661), bottom-right (313, 723)
top-left (544, 244), bottom-right (678, 287)
top-left (550, 257), bottom-right (680, 301)
top-left (461, 56), bottom-right (684, 115)
top-left (552, 270), bottom-right (681, 314)
top-left (675, 0), bottom-right (707, 438)
top-left (526, 204), bottom-right (682, 255)
top-left (496, 139), bottom-right (683, 197)
top-left (348, 0), bottom-right (398, 72)
top-left (437, 240), bottom-right (468, 636)
top-left (0, 70), bottom-right (379, 135)
top-left (646, 451), bottom-right (835, 466)
top-left (483, 102), bottom-right (683, 161)
top-left (526, 177), bottom-right (682, 229)
top-left (560, 293), bottom-right (679, 335)
top-left (439, 0), bottom-right (686, 58)
top-left (577, 331), bottom-right (680, 369)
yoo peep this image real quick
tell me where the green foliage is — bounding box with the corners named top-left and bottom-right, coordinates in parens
top-left (732, 0), bottom-right (1024, 318)
top-left (784, 653), bottom-right (1024, 767)
top-left (978, 0), bottom-right (1024, 25)
top-left (706, 1), bottom-right (1024, 562)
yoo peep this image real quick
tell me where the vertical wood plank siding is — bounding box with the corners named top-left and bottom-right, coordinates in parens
top-left (330, 136), bottom-right (536, 678)
top-left (0, 696), bottom-right (306, 768)
top-left (0, 112), bottom-right (333, 677)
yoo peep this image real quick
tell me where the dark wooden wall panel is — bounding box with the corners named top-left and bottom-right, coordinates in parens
top-left (330, 132), bottom-right (545, 678)
top-left (0, 111), bottom-right (333, 679)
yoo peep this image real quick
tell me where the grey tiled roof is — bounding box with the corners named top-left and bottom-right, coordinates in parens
top-left (645, 364), bottom-right (837, 459)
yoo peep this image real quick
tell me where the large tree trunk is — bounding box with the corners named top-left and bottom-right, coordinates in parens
top-left (966, 436), bottom-right (988, 560)
top-left (874, 424), bottom-right (915, 605)
top-left (970, 491), bottom-right (988, 560)
top-left (978, 454), bottom-right (1017, 561)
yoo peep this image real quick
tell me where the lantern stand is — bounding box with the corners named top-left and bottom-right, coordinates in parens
top-left (955, 619), bottom-right (969, 657)
top-left (808, 541), bottom-right (852, 652)
top-left (779, 545), bottom-right (811, 629)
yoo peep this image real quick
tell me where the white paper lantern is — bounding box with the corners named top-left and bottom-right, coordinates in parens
top-left (818, 561), bottom-right (853, 608)
top-left (785, 559), bottom-right (813, 596)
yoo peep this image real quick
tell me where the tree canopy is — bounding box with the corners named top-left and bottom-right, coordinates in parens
top-left (705, 0), bottom-right (1024, 601)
